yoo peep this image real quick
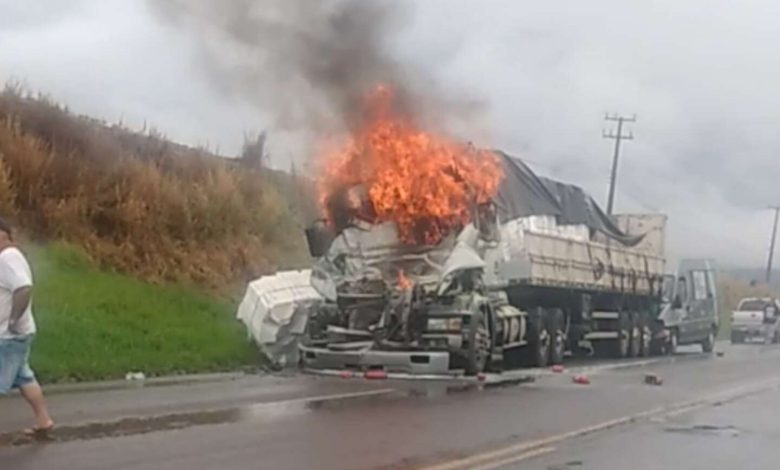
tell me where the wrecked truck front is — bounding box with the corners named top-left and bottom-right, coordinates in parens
top-left (300, 220), bottom-right (491, 374)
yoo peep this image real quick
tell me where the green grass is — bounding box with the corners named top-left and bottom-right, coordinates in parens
top-left (25, 243), bottom-right (257, 382)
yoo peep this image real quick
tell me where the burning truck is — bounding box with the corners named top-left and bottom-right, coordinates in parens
top-left (237, 87), bottom-right (712, 375)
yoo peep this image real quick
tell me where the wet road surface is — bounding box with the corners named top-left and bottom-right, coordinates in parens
top-left (1, 343), bottom-right (779, 469)
top-left (512, 377), bottom-right (780, 469)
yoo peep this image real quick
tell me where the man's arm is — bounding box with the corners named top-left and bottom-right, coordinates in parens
top-left (8, 286), bottom-right (32, 333)
top-left (10, 286), bottom-right (32, 322)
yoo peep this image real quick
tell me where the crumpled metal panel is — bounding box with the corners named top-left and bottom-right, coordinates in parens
top-left (236, 270), bottom-right (322, 364)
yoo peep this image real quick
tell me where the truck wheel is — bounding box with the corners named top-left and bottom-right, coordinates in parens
top-left (629, 312), bottom-right (641, 358)
top-left (525, 308), bottom-right (550, 367)
top-left (547, 308), bottom-right (565, 365)
top-left (701, 330), bottom-right (715, 353)
top-left (613, 311), bottom-right (631, 358)
top-left (638, 313), bottom-right (652, 357)
top-left (464, 307), bottom-right (492, 375)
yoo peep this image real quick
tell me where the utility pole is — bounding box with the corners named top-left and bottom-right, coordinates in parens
top-left (602, 114), bottom-right (636, 214)
top-left (766, 206), bottom-right (780, 284)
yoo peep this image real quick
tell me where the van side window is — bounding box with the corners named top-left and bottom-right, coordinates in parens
top-left (677, 276), bottom-right (688, 302)
top-left (692, 270), bottom-right (709, 300)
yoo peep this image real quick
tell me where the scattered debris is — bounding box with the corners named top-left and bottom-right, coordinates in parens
top-left (572, 375), bottom-right (590, 385)
top-left (644, 373), bottom-right (663, 386)
top-left (125, 372), bottom-right (146, 381)
top-left (364, 370), bottom-right (388, 380)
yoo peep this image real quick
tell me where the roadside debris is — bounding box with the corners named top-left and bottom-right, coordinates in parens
top-left (339, 370), bottom-right (354, 379)
top-left (364, 370), bottom-right (389, 380)
top-left (125, 372), bottom-right (146, 381)
top-left (716, 351), bottom-right (725, 357)
top-left (572, 375), bottom-right (590, 385)
top-left (551, 365), bottom-right (565, 373)
top-left (644, 373), bottom-right (663, 386)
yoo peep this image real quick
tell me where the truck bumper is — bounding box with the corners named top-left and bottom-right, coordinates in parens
top-left (299, 345), bottom-right (452, 375)
top-left (732, 325), bottom-right (770, 341)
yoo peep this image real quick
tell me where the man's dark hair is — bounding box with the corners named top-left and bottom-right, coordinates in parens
top-left (0, 217), bottom-right (12, 238)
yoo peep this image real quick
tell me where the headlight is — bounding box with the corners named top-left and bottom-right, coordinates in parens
top-left (427, 318), bottom-right (463, 331)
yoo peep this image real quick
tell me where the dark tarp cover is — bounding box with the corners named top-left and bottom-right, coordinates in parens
top-left (494, 151), bottom-right (644, 247)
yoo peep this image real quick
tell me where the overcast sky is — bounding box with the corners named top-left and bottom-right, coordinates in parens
top-left (1, 0), bottom-right (779, 269)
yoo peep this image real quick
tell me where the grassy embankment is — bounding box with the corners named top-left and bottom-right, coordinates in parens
top-left (28, 243), bottom-right (258, 382)
top-left (0, 86), bottom-right (317, 381)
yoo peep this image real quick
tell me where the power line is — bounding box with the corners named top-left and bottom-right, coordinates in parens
top-left (766, 206), bottom-right (780, 283)
top-left (602, 113), bottom-right (636, 215)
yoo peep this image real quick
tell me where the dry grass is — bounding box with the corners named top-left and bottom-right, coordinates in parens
top-left (0, 86), bottom-right (312, 292)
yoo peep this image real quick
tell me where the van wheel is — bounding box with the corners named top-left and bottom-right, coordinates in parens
top-left (701, 330), bottom-right (715, 353)
top-left (667, 329), bottom-right (679, 355)
top-left (730, 331), bottom-right (744, 344)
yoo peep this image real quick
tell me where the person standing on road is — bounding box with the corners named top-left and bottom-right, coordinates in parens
top-left (0, 218), bottom-right (54, 435)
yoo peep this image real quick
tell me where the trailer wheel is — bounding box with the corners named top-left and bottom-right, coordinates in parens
top-left (629, 312), bottom-right (641, 358)
top-left (638, 313), bottom-right (652, 357)
top-left (525, 307), bottom-right (550, 367)
top-left (464, 306), bottom-right (492, 375)
top-left (612, 311), bottom-right (631, 358)
top-left (547, 308), bottom-right (565, 365)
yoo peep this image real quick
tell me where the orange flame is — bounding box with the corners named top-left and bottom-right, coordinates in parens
top-left (317, 85), bottom-right (503, 245)
top-left (397, 270), bottom-right (412, 291)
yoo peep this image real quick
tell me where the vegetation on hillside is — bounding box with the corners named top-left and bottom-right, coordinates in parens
top-left (0, 85), bottom-right (316, 292)
top-left (28, 243), bottom-right (257, 382)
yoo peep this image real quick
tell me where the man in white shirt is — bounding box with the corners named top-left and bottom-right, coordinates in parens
top-left (0, 218), bottom-right (54, 435)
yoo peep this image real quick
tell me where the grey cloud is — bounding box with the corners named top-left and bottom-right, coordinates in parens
top-left (1, 0), bottom-right (779, 267)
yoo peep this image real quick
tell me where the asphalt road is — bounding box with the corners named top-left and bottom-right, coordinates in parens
top-left (2, 343), bottom-right (780, 470)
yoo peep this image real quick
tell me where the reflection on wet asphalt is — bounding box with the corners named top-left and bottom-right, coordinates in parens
top-left (0, 377), bottom-right (540, 447)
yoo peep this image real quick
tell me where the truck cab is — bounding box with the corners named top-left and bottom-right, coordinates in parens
top-left (658, 259), bottom-right (719, 353)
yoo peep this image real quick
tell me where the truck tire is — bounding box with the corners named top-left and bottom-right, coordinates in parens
top-left (525, 307), bottom-right (550, 367)
top-left (547, 308), bottom-right (565, 365)
top-left (629, 312), bottom-right (641, 358)
top-left (638, 313), bottom-right (652, 357)
top-left (701, 330), bottom-right (715, 353)
top-left (613, 311), bottom-right (631, 358)
top-left (464, 307), bottom-right (492, 375)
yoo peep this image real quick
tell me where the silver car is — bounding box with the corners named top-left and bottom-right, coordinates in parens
top-left (730, 297), bottom-right (780, 344)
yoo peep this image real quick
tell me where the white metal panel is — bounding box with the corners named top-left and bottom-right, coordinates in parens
top-left (236, 270), bottom-right (322, 362)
